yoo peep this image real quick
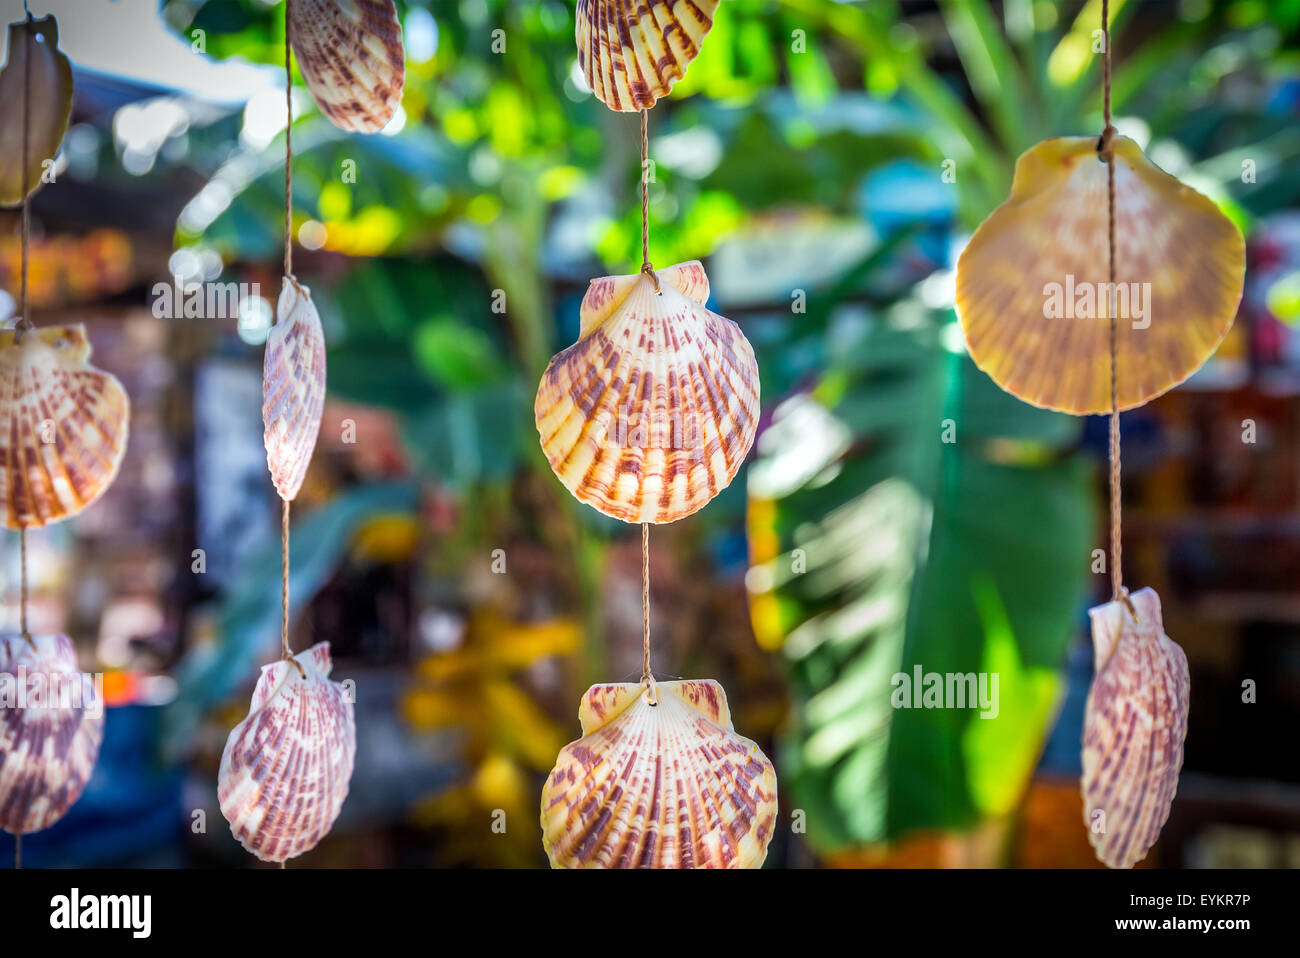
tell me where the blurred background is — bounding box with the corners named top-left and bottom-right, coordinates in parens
top-left (1, 0), bottom-right (1298, 868)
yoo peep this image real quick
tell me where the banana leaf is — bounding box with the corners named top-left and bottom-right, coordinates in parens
top-left (747, 309), bottom-right (1093, 853)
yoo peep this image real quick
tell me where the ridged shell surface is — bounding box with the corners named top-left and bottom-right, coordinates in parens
top-left (264, 279), bottom-right (326, 501)
top-left (0, 16), bottom-right (73, 206)
top-left (218, 642), bottom-right (356, 863)
top-left (0, 325), bottom-right (130, 528)
top-left (0, 633), bottom-right (104, 834)
top-left (535, 261), bottom-right (759, 524)
top-left (289, 0), bottom-right (405, 133)
top-left (1081, 588), bottom-right (1189, 869)
top-left (956, 136), bottom-right (1245, 414)
top-left (576, 0), bottom-right (719, 111)
top-left (541, 679), bottom-right (778, 868)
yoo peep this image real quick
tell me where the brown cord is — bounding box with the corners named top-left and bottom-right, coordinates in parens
top-left (283, 0), bottom-right (294, 283)
top-left (1098, 0), bottom-right (1132, 618)
top-left (280, 497), bottom-right (304, 678)
top-left (17, 17), bottom-right (36, 655)
top-left (641, 521), bottom-right (656, 704)
top-left (17, 15), bottom-right (33, 337)
top-left (639, 109), bottom-right (659, 292)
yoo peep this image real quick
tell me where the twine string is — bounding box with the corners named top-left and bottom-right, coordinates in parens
top-left (17, 15), bottom-right (36, 658)
top-left (277, 4), bottom-right (305, 679)
top-left (1098, 0), bottom-right (1132, 619)
top-left (639, 109), bottom-right (659, 292)
top-left (641, 521), bottom-right (655, 704)
top-left (637, 107), bottom-right (656, 705)
top-left (283, 0), bottom-right (294, 283)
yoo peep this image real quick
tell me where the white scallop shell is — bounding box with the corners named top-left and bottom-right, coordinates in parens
top-left (1081, 587), bottom-right (1189, 869)
top-left (541, 679), bottom-right (778, 868)
top-left (217, 642), bottom-right (355, 863)
top-left (263, 279), bottom-right (326, 502)
top-left (0, 633), bottom-right (104, 834)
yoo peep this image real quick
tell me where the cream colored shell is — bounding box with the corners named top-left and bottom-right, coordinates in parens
top-left (956, 136), bottom-right (1245, 414)
top-left (1081, 587), bottom-right (1189, 869)
top-left (263, 279), bottom-right (326, 501)
top-left (541, 678), bottom-right (778, 868)
top-left (289, 0), bottom-right (405, 133)
top-left (535, 261), bottom-right (760, 524)
top-left (0, 325), bottom-right (129, 528)
top-left (217, 642), bottom-right (356, 863)
top-left (0, 633), bottom-right (104, 834)
top-left (576, 0), bottom-right (719, 111)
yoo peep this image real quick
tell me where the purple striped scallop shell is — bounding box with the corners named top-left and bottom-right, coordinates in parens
top-left (217, 642), bottom-right (355, 863)
top-left (541, 679), bottom-right (778, 868)
top-left (0, 325), bottom-right (130, 528)
top-left (263, 279), bottom-right (326, 502)
top-left (534, 261), bottom-right (760, 524)
top-left (1081, 587), bottom-right (1189, 868)
top-left (289, 0), bottom-right (405, 133)
top-left (0, 633), bottom-right (104, 834)
top-left (576, 0), bottom-right (719, 112)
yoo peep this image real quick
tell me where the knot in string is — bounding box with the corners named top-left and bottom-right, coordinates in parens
top-left (1096, 123), bottom-right (1118, 163)
top-left (640, 261), bottom-right (661, 293)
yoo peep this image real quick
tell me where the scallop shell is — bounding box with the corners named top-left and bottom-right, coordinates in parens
top-left (956, 136), bottom-right (1245, 414)
top-left (1081, 588), bottom-right (1189, 869)
top-left (263, 279), bottom-right (326, 501)
top-left (576, 0), bottom-right (719, 111)
top-left (0, 15), bottom-right (74, 206)
top-left (541, 678), bottom-right (778, 868)
top-left (217, 642), bottom-right (355, 863)
top-left (0, 325), bottom-right (130, 528)
top-left (0, 633), bottom-right (104, 834)
top-left (535, 261), bottom-right (760, 524)
top-left (289, 0), bottom-right (405, 133)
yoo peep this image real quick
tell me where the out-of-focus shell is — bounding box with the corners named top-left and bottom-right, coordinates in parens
top-left (0, 325), bottom-right (130, 528)
top-left (541, 678), bottom-right (777, 868)
top-left (535, 261), bottom-right (759, 524)
top-left (0, 633), bottom-right (104, 834)
top-left (1081, 587), bottom-right (1189, 869)
top-left (956, 136), bottom-right (1245, 414)
top-left (217, 642), bottom-right (355, 863)
top-left (263, 279), bottom-right (326, 501)
top-left (289, 0), bottom-right (405, 133)
top-left (576, 0), bottom-right (719, 111)
top-left (0, 15), bottom-right (73, 206)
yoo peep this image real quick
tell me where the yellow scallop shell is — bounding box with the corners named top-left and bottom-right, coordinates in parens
top-left (576, 0), bottom-right (719, 112)
top-left (1081, 588), bottom-right (1189, 869)
top-left (289, 0), bottom-right (405, 133)
top-left (0, 325), bottom-right (129, 528)
top-left (535, 261), bottom-right (759, 524)
top-left (0, 15), bottom-right (74, 206)
top-left (956, 136), bottom-right (1245, 414)
top-left (541, 679), bottom-right (778, 868)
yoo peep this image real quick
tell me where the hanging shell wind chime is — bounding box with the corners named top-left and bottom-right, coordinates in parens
top-left (954, 1), bottom-right (1244, 868)
top-left (216, 0), bottom-right (403, 864)
top-left (0, 13), bottom-right (126, 865)
top-left (534, 2), bottom-right (775, 869)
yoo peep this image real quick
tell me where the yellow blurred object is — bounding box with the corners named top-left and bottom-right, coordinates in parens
top-left (352, 513), bottom-right (422, 563)
top-left (402, 611), bottom-right (580, 865)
